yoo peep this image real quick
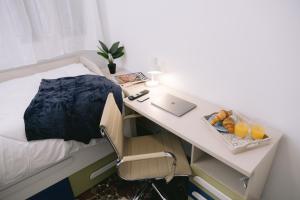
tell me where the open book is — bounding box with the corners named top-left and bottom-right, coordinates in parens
top-left (114, 72), bottom-right (149, 87)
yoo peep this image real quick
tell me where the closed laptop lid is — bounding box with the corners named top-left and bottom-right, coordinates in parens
top-left (151, 93), bottom-right (197, 117)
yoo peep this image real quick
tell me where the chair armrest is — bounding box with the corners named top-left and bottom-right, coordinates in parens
top-left (118, 151), bottom-right (177, 182)
top-left (123, 114), bottom-right (143, 121)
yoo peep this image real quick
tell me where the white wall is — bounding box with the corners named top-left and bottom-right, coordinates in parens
top-left (99, 0), bottom-right (300, 199)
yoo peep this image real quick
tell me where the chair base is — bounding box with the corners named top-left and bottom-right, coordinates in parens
top-left (132, 180), bottom-right (168, 200)
top-left (151, 183), bottom-right (167, 200)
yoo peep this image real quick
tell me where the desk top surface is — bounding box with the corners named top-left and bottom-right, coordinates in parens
top-left (123, 84), bottom-right (282, 177)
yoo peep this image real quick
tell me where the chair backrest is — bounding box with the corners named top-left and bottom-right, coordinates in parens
top-left (100, 93), bottom-right (124, 159)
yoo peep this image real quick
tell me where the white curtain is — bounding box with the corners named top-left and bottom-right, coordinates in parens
top-left (0, 0), bottom-right (104, 70)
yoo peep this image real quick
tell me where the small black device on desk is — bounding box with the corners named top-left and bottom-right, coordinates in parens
top-left (128, 89), bottom-right (149, 101)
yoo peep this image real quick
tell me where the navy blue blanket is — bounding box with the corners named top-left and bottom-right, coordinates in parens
top-left (24, 75), bottom-right (122, 144)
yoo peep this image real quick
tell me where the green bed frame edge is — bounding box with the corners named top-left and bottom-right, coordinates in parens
top-left (69, 153), bottom-right (117, 197)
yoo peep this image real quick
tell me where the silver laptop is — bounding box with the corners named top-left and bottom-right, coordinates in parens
top-left (151, 93), bottom-right (197, 117)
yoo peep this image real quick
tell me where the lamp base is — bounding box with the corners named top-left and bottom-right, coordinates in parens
top-left (145, 80), bottom-right (159, 87)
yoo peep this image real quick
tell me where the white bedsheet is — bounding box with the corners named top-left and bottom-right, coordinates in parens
top-left (0, 63), bottom-right (104, 189)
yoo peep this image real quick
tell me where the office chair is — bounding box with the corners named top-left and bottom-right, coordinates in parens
top-left (100, 93), bottom-right (192, 200)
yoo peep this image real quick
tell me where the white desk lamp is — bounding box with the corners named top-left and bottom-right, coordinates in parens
top-left (146, 70), bottom-right (162, 87)
top-left (146, 57), bottom-right (162, 87)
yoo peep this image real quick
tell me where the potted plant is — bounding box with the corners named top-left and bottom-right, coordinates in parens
top-left (97, 40), bottom-right (124, 74)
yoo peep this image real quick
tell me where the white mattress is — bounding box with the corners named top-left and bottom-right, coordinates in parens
top-left (0, 63), bottom-right (104, 189)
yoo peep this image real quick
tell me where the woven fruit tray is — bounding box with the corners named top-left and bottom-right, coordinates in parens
top-left (203, 111), bottom-right (272, 154)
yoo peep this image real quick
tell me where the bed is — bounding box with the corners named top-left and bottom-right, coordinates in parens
top-left (0, 54), bottom-right (116, 199)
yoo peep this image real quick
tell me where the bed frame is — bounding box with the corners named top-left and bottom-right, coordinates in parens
top-left (0, 52), bottom-right (116, 200)
top-left (0, 51), bottom-right (109, 83)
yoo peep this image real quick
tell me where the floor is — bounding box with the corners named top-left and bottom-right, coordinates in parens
top-left (77, 173), bottom-right (188, 200)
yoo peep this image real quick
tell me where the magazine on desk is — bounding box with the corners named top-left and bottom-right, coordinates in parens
top-left (113, 72), bottom-right (149, 87)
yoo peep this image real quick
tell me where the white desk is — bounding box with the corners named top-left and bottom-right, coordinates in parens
top-left (124, 84), bottom-right (282, 200)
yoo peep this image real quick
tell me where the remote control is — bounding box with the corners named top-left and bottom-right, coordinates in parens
top-left (128, 89), bottom-right (149, 101)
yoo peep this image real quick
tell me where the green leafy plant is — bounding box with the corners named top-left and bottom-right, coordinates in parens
top-left (97, 41), bottom-right (124, 64)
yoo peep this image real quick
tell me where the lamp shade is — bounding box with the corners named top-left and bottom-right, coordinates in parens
top-left (146, 70), bottom-right (162, 87)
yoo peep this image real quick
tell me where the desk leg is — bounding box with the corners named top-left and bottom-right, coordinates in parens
top-left (124, 106), bottom-right (138, 137)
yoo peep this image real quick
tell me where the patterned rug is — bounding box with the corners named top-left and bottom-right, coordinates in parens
top-left (76, 173), bottom-right (188, 200)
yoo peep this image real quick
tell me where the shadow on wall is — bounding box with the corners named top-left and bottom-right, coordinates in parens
top-left (262, 136), bottom-right (300, 200)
